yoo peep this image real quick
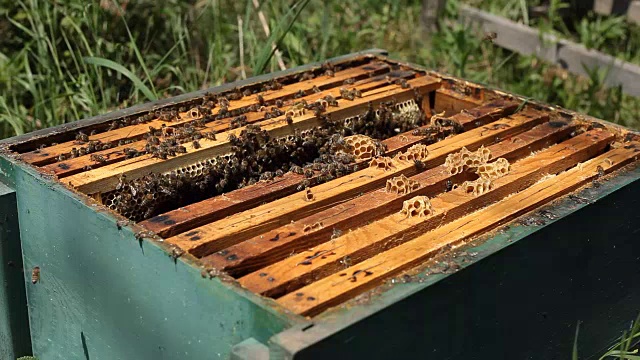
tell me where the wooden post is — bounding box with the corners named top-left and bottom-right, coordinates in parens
top-left (421, 0), bottom-right (447, 33)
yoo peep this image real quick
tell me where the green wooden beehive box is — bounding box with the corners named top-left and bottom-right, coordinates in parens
top-left (1, 50), bottom-right (639, 360)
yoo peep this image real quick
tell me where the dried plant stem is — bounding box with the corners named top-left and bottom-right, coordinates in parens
top-left (237, 15), bottom-right (247, 79)
top-left (252, 0), bottom-right (287, 71)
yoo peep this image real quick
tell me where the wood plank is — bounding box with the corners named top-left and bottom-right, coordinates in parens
top-left (459, 5), bottom-right (640, 97)
top-left (434, 88), bottom-right (483, 116)
top-left (139, 100), bottom-right (519, 237)
top-left (276, 145), bottom-right (639, 316)
top-left (45, 70), bottom-right (416, 178)
top-left (203, 120), bottom-right (576, 276)
top-left (65, 76), bottom-right (441, 194)
top-left (239, 129), bottom-right (614, 297)
top-left (167, 109), bottom-right (548, 258)
top-left (22, 62), bottom-right (392, 166)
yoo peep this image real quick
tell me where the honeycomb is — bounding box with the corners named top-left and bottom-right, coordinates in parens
top-left (399, 195), bottom-right (434, 218)
top-left (342, 135), bottom-right (385, 160)
top-left (285, 102), bottom-right (307, 118)
top-left (394, 144), bottom-right (429, 162)
top-left (476, 157), bottom-right (510, 180)
top-left (444, 146), bottom-right (492, 175)
top-left (342, 99), bottom-right (423, 140)
top-left (303, 221), bottom-right (324, 233)
top-left (304, 188), bottom-right (315, 202)
top-left (385, 174), bottom-right (421, 195)
top-left (369, 156), bottom-right (396, 171)
top-left (461, 178), bottom-right (493, 196)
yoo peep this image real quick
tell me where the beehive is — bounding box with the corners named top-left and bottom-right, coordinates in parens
top-left (1, 49), bottom-right (640, 360)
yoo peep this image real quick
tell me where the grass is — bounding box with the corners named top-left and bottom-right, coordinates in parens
top-left (1, 0), bottom-right (639, 140)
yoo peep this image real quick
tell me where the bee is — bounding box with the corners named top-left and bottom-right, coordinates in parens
top-left (75, 131), bottom-right (89, 143)
top-left (57, 154), bottom-right (67, 162)
top-left (227, 90), bottom-right (243, 101)
top-left (260, 171), bottom-right (274, 181)
top-left (243, 89), bottom-right (252, 97)
top-left (290, 165), bottom-right (304, 174)
top-left (294, 90), bottom-right (305, 99)
top-left (275, 99), bottom-right (284, 108)
top-left (324, 69), bottom-right (335, 77)
top-left (285, 115), bottom-right (294, 125)
top-left (90, 154), bottom-right (107, 163)
top-left (323, 95), bottom-right (339, 107)
top-left (269, 79), bottom-right (283, 90)
top-left (275, 169), bottom-right (284, 177)
top-left (31, 266), bottom-right (40, 284)
top-left (296, 179), bottom-right (311, 191)
top-left (256, 94), bottom-right (265, 106)
top-left (311, 85), bottom-right (321, 93)
top-left (304, 169), bottom-right (315, 178)
top-left (219, 97), bottom-right (230, 108)
top-left (483, 31), bottom-right (498, 42)
top-left (395, 78), bottom-right (410, 89)
top-left (343, 78), bottom-right (355, 85)
top-left (230, 115), bottom-right (248, 129)
top-left (108, 121), bottom-right (119, 131)
top-left (70, 148), bottom-right (79, 158)
top-left (155, 150), bottom-right (168, 160)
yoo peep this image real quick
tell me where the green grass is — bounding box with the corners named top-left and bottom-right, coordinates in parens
top-left (0, 0), bottom-right (639, 140)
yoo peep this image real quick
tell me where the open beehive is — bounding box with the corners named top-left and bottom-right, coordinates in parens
top-left (2, 50), bottom-right (640, 359)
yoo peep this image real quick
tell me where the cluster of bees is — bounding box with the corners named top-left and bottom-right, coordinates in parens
top-left (102, 97), bottom-right (428, 221)
top-left (144, 122), bottom-right (217, 160)
top-left (97, 65), bottom-right (430, 221)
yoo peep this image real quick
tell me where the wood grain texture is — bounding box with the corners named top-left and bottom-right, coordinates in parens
top-left (202, 120), bottom-right (575, 277)
top-left (46, 70), bottom-right (417, 178)
top-left (433, 88), bottom-right (483, 116)
top-left (23, 62), bottom-right (392, 166)
top-left (65, 76), bottom-right (441, 194)
top-left (277, 141), bottom-right (638, 316)
top-left (167, 109), bottom-right (548, 258)
top-left (239, 129), bottom-right (614, 298)
top-left (140, 100), bottom-right (519, 238)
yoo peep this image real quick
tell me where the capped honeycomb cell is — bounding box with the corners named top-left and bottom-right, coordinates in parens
top-left (385, 174), bottom-right (421, 195)
top-left (461, 178), bottom-right (493, 196)
top-left (395, 144), bottom-right (429, 162)
top-left (369, 156), bottom-right (396, 171)
top-left (399, 195), bottom-right (434, 218)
